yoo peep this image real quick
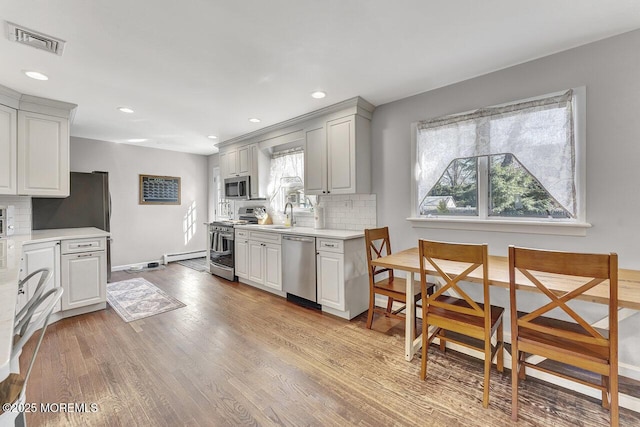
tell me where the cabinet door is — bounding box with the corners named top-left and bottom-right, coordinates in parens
top-left (248, 241), bottom-right (265, 283)
top-left (263, 243), bottom-right (282, 291)
top-left (61, 251), bottom-right (106, 310)
top-left (238, 146), bottom-right (250, 176)
top-left (0, 104), bottom-right (17, 195)
top-left (17, 111), bottom-right (69, 197)
top-left (227, 149), bottom-right (239, 176)
top-left (19, 241), bottom-right (61, 315)
top-left (327, 116), bottom-right (356, 194)
top-left (219, 152), bottom-right (229, 179)
top-left (317, 251), bottom-right (345, 310)
top-left (235, 239), bottom-right (249, 279)
top-left (304, 126), bottom-right (326, 195)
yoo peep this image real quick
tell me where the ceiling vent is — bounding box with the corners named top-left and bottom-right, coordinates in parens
top-left (6, 22), bottom-right (66, 56)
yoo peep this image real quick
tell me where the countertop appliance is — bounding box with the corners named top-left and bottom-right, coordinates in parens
top-left (32, 171), bottom-right (112, 281)
top-left (282, 234), bottom-right (319, 309)
top-left (207, 206), bottom-right (262, 281)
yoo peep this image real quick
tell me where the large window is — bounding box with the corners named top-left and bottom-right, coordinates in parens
top-left (267, 148), bottom-right (313, 213)
top-left (414, 89), bottom-right (583, 225)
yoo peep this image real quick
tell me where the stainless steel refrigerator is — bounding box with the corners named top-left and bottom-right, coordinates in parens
top-left (32, 171), bottom-right (112, 281)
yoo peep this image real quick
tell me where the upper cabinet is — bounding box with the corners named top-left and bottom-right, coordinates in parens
top-left (0, 104), bottom-right (17, 194)
top-left (18, 111), bottom-right (70, 196)
top-left (0, 85), bottom-right (76, 197)
top-left (305, 114), bottom-right (371, 195)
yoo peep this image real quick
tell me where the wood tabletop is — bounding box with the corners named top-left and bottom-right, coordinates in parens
top-left (371, 247), bottom-right (640, 310)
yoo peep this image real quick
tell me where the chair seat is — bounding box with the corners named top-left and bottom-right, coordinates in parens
top-left (373, 277), bottom-right (417, 301)
top-left (428, 295), bottom-right (504, 330)
top-left (0, 373), bottom-right (24, 414)
top-left (517, 314), bottom-right (610, 364)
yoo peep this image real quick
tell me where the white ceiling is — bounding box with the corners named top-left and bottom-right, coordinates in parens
top-left (1, 1), bottom-right (639, 155)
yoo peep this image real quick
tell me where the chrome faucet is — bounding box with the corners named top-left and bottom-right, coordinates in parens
top-left (284, 202), bottom-right (294, 227)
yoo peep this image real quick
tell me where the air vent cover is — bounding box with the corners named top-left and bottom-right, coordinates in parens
top-left (6, 22), bottom-right (66, 56)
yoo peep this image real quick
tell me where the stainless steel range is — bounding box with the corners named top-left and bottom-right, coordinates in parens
top-left (207, 206), bottom-right (262, 281)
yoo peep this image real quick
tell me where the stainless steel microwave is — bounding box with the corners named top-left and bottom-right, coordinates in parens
top-left (224, 176), bottom-right (250, 199)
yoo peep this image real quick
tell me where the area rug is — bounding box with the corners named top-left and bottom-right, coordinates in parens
top-left (106, 278), bottom-right (186, 322)
top-left (176, 257), bottom-right (208, 272)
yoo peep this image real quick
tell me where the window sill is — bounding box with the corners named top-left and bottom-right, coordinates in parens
top-left (407, 217), bottom-right (591, 236)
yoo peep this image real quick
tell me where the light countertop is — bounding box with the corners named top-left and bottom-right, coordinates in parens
top-left (234, 224), bottom-right (364, 240)
top-left (0, 227), bottom-right (110, 379)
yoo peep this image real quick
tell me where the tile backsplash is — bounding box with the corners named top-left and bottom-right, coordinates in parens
top-left (0, 196), bottom-right (32, 235)
top-left (295, 194), bottom-right (377, 230)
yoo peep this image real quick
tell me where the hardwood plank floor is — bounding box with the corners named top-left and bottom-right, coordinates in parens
top-left (19, 264), bottom-right (640, 426)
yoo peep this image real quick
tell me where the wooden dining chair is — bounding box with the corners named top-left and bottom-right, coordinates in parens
top-left (419, 239), bottom-right (504, 408)
top-left (364, 227), bottom-right (434, 334)
top-left (509, 246), bottom-right (619, 426)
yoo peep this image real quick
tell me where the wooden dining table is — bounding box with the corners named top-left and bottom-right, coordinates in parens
top-left (371, 247), bottom-right (640, 361)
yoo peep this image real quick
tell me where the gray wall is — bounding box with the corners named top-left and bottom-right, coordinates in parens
top-left (71, 137), bottom-right (208, 268)
top-left (371, 29), bottom-right (640, 372)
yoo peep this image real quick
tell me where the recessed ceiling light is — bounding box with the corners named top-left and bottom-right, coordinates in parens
top-left (311, 91), bottom-right (326, 99)
top-left (207, 135), bottom-right (218, 139)
top-left (248, 118), bottom-right (261, 123)
top-left (24, 70), bottom-right (49, 81)
top-left (127, 138), bottom-right (147, 143)
top-left (117, 107), bottom-right (135, 113)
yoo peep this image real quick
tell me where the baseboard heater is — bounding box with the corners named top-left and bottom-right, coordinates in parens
top-left (162, 250), bottom-right (207, 265)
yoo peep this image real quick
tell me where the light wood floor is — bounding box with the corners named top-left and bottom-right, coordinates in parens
top-left (20, 264), bottom-right (640, 426)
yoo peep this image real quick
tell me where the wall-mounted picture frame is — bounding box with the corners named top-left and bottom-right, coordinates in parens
top-left (139, 174), bottom-right (181, 205)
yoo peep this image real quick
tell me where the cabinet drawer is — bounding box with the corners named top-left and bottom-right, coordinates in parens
top-left (316, 238), bottom-right (343, 253)
top-left (236, 229), bottom-right (249, 238)
top-left (248, 231), bottom-right (282, 244)
top-left (61, 237), bottom-right (106, 254)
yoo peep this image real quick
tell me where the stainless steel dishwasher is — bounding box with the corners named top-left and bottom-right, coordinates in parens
top-left (282, 234), bottom-right (319, 309)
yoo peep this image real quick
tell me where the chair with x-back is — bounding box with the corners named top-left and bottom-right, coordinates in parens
top-left (509, 246), bottom-right (619, 426)
top-left (419, 239), bottom-right (504, 408)
top-left (364, 227), bottom-right (434, 334)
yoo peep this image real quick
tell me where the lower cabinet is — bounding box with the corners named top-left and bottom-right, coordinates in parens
top-left (236, 229), bottom-right (282, 292)
top-left (317, 250), bottom-right (345, 311)
top-left (61, 250), bottom-right (106, 310)
top-left (317, 236), bottom-right (369, 320)
top-left (18, 240), bottom-right (61, 316)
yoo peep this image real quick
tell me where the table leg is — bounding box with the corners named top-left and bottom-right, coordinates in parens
top-left (406, 271), bottom-right (415, 361)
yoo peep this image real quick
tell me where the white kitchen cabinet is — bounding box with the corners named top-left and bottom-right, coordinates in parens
top-left (61, 237), bottom-right (107, 310)
top-left (17, 110), bottom-right (70, 197)
top-left (61, 251), bottom-right (106, 310)
top-left (235, 231), bottom-right (249, 279)
top-left (304, 114), bottom-right (371, 195)
top-left (236, 229), bottom-right (282, 293)
top-left (220, 146), bottom-right (250, 179)
top-left (316, 236), bottom-right (369, 320)
top-left (18, 240), bottom-right (61, 316)
top-left (317, 250), bottom-right (345, 311)
top-left (0, 104), bottom-right (17, 195)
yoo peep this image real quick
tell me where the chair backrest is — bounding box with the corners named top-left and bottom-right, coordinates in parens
top-left (419, 240), bottom-right (490, 324)
top-left (12, 286), bottom-right (63, 401)
top-left (508, 246), bottom-right (618, 348)
top-left (364, 227), bottom-right (395, 282)
top-left (14, 268), bottom-right (52, 337)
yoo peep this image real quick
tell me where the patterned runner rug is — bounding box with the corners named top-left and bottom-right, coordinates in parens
top-left (107, 277), bottom-right (186, 322)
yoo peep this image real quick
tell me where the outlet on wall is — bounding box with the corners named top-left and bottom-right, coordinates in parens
top-left (343, 200), bottom-right (352, 209)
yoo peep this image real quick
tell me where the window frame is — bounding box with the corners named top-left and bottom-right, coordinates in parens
top-left (408, 87), bottom-right (590, 236)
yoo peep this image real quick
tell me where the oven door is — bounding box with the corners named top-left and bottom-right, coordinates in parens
top-left (209, 226), bottom-right (236, 281)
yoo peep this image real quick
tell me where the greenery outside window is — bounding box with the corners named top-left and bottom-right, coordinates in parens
top-left (412, 88), bottom-right (587, 233)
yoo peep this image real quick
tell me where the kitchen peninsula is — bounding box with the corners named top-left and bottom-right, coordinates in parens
top-left (0, 227), bottom-right (110, 379)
